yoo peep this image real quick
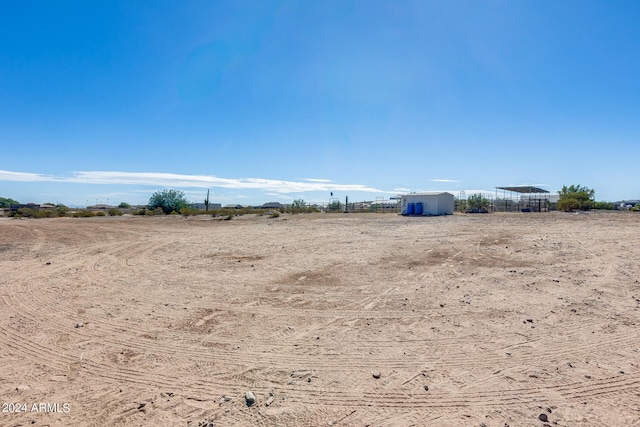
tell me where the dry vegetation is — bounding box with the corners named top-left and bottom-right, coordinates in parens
top-left (0, 211), bottom-right (639, 426)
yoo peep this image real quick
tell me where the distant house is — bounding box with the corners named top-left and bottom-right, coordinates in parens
top-left (616, 200), bottom-right (640, 210)
top-left (9, 203), bottom-right (43, 212)
top-left (261, 202), bottom-right (283, 209)
top-left (224, 204), bottom-right (244, 209)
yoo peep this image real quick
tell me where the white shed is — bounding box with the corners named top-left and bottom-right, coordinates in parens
top-left (400, 192), bottom-right (454, 216)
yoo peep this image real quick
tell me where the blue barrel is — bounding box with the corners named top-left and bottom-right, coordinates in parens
top-left (415, 202), bottom-right (423, 215)
top-left (404, 203), bottom-right (415, 215)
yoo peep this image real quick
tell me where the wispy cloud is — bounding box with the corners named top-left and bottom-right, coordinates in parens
top-left (431, 179), bottom-right (461, 183)
top-left (0, 170), bottom-right (385, 194)
top-left (303, 178), bottom-right (332, 183)
top-left (0, 170), bottom-right (62, 182)
top-left (392, 187), bottom-right (411, 193)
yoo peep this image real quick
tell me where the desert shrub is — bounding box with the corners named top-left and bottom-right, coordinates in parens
top-left (238, 207), bottom-right (253, 215)
top-left (291, 199), bottom-right (306, 214)
top-left (16, 208), bottom-right (35, 218)
top-left (108, 208), bottom-right (123, 216)
top-left (34, 210), bottom-right (57, 218)
top-left (454, 197), bottom-right (467, 213)
top-left (133, 209), bottom-right (147, 215)
top-left (145, 209), bottom-right (156, 216)
top-left (466, 194), bottom-right (490, 213)
top-left (179, 207), bottom-right (201, 216)
top-left (9, 207), bottom-right (62, 218)
top-left (56, 205), bottom-right (69, 216)
top-left (72, 210), bottom-right (95, 217)
top-left (95, 211), bottom-right (106, 216)
top-left (269, 210), bottom-right (280, 218)
top-left (224, 214), bottom-right (233, 220)
top-left (592, 201), bottom-right (614, 210)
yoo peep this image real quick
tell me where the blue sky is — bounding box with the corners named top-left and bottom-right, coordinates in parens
top-left (1, 0), bottom-right (638, 206)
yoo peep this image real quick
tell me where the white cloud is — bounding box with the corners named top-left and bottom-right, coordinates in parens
top-left (0, 170), bottom-right (60, 182)
top-left (392, 187), bottom-right (412, 193)
top-left (303, 178), bottom-right (332, 183)
top-left (0, 170), bottom-right (385, 194)
top-left (431, 179), bottom-right (461, 183)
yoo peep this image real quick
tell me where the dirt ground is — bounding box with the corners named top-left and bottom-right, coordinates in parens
top-left (0, 211), bottom-right (638, 427)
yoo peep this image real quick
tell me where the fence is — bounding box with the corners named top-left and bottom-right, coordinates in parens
top-left (316, 200), bottom-right (400, 213)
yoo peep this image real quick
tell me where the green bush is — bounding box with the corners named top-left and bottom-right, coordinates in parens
top-left (108, 208), bottom-right (123, 216)
top-left (592, 201), bottom-right (614, 210)
top-left (269, 210), bottom-right (280, 218)
top-left (148, 189), bottom-right (189, 214)
top-left (558, 184), bottom-right (594, 211)
top-left (95, 211), bottom-right (106, 216)
top-left (0, 197), bottom-right (20, 209)
top-left (557, 198), bottom-right (580, 212)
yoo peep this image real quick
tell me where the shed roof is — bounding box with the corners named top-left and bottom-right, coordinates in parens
top-left (403, 192), bottom-right (454, 196)
top-left (496, 186), bottom-right (549, 194)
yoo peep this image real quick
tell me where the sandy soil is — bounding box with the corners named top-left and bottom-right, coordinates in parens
top-left (0, 211), bottom-right (638, 427)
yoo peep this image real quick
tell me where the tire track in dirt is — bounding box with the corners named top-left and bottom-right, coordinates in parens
top-left (3, 214), bottom-right (639, 426)
top-left (8, 268), bottom-right (638, 377)
top-left (0, 323), bottom-right (238, 400)
top-left (10, 275), bottom-right (637, 414)
top-left (11, 268), bottom-right (633, 382)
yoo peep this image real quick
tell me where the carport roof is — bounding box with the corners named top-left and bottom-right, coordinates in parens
top-left (496, 186), bottom-right (549, 194)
